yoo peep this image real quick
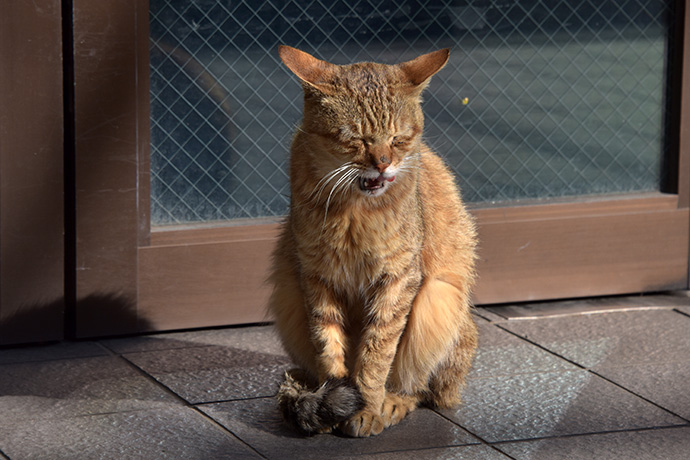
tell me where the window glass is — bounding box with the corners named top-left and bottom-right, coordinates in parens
top-left (150, 0), bottom-right (672, 224)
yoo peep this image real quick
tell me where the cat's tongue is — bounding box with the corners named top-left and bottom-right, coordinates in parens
top-left (360, 174), bottom-right (395, 191)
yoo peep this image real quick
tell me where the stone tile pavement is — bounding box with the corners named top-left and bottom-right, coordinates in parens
top-left (0, 294), bottom-right (689, 459)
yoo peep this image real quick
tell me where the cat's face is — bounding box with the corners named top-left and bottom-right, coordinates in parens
top-left (280, 46), bottom-right (449, 200)
top-left (329, 102), bottom-right (422, 198)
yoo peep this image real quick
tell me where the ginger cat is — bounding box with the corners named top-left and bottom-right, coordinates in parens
top-left (269, 45), bottom-right (478, 437)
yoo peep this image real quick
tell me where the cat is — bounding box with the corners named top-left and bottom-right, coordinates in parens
top-left (268, 45), bottom-right (478, 437)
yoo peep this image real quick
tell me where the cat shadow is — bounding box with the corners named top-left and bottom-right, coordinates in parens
top-left (0, 293), bottom-right (152, 346)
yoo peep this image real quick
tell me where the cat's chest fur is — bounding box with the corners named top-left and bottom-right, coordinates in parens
top-left (293, 193), bottom-right (422, 291)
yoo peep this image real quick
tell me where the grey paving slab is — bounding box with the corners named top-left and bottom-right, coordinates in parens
top-left (485, 295), bottom-right (689, 320)
top-left (124, 345), bottom-right (291, 404)
top-left (356, 445), bottom-right (512, 459)
top-left (0, 407), bottom-right (261, 460)
top-left (199, 397), bottom-right (479, 460)
top-left (595, 361), bottom-right (690, 421)
top-left (496, 426), bottom-right (690, 460)
top-left (102, 325), bottom-right (285, 356)
top-left (439, 369), bottom-right (685, 443)
top-left (499, 310), bottom-right (690, 368)
top-left (469, 322), bottom-right (578, 379)
top-left (0, 341), bottom-right (107, 364)
top-left (0, 355), bottom-right (180, 422)
top-left (2, 299), bottom-right (686, 459)
top-left (473, 308), bottom-right (506, 323)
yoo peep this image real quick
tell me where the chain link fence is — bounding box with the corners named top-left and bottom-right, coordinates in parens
top-left (150, 0), bottom-right (673, 225)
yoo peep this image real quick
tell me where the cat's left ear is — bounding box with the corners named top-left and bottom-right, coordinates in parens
top-left (398, 49), bottom-right (450, 93)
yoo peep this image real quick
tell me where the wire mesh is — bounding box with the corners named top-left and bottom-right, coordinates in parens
top-left (150, 0), bottom-right (672, 225)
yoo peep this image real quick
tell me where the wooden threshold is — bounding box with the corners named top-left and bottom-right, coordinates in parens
top-left (136, 193), bottom-right (688, 331)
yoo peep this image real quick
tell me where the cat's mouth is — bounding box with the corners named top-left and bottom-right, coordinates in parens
top-left (359, 174), bottom-right (396, 193)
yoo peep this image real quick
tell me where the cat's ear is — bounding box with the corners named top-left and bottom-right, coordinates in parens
top-left (279, 45), bottom-right (337, 94)
top-left (398, 49), bottom-right (450, 92)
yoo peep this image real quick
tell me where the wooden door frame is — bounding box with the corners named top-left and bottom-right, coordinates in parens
top-left (72, 0), bottom-right (151, 337)
top-left (71, 0), bottom-right (690, 337)
top-left (0, 1), bottom-right (65, 344)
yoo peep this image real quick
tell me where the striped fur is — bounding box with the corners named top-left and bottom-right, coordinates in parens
top-left (269, 46), bottom-right (478, 437)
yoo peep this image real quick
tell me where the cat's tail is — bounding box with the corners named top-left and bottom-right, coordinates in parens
top-left (277, 372), bottom-right (364, 435)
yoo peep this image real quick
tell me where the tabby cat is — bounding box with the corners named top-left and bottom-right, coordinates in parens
top-left (269, 45), bottom-right (478, 437)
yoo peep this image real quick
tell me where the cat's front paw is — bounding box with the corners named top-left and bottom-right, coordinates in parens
top-left (339, 409), bottom-right (385, 437)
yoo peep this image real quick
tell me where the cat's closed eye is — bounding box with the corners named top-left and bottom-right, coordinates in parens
top-left (348, 138), bottom-right (365, 150)
top-left (392, 136), bottom-right (414, 149)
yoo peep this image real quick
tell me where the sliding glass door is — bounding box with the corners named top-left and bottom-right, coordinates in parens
top-left (71, 0), bottom-right (689, 337)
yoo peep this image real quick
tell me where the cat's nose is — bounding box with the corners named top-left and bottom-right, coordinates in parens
top-left (375, 156), bottom-right (390, 173)
top-left (368, 144), bottom-right (390, 172)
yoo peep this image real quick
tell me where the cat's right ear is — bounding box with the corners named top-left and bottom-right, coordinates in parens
top-left (398, 48), bottom-right (450, 96)
top-left (278, 45), bottom-right (336, 94)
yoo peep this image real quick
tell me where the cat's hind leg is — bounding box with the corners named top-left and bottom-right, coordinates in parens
top-left (337, 391), bottom-right (419, 437)
top-left (381, 392), bottom-right (420, 428)
top-left (426, 319), bottom-right (478, 408)
top-left (388, 277), bottom-right (477, 407)
top-left (268, 258), bottom-right (318, 377)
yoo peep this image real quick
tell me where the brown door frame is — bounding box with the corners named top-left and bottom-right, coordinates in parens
top-left (71, 0), bottom-right (690, 337)
top-left (0, 1), bottom-right (65, 344)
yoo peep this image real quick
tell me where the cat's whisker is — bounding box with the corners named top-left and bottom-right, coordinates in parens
top-left (321, 170), bottom-right (359, 231)
top-left (311, 169), bottom-right (344, 201)
top-left (397, 164), bottom-right (419, 174)
top-left (394, 157), bottom-right (421, 177)
top-left (314, 162), bottom-right (355, 193)
top-left (307, 162), bottom-right (356, 209)
top-left (315, 162), bottom-right (355, 189)
top-left (316, 173), bottom-right (356, 210)
top-left (310, 173), bottom-right (341, 206)
top-left (323, 168), bottom-right (359, 224)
